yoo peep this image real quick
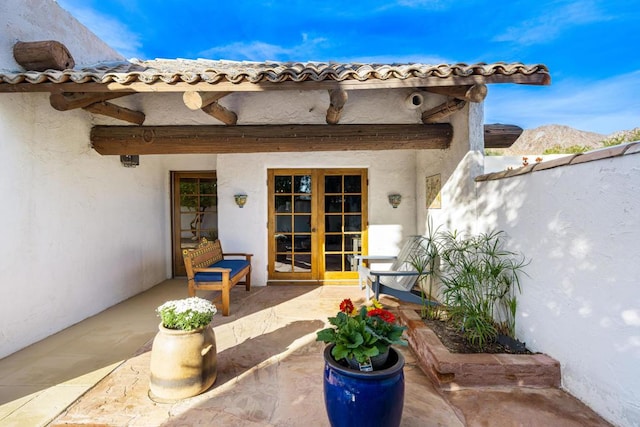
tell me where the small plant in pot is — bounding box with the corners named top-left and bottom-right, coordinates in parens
top-left (316, 298), bottom-right (407, 371)
top-left (149, 297), bottom-right (218, 401)
top-left (156, 296), bottom-right (218, 330)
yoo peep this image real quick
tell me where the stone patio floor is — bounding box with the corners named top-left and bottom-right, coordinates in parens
top-left (0, 280), bottom-right (612, 426)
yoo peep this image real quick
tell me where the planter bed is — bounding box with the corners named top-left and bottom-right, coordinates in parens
top-left (398, 309), bottom-right (561, 389)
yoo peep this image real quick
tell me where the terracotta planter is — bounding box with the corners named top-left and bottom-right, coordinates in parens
top-left (149, 322), bottom-right (217, 401)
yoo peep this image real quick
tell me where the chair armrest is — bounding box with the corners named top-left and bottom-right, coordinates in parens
top-left (223, 253), bottom-right (253, 261)
top-left (353, 255), bottom-right (397, 269)
top-left (369, 270), bottom-right (420, 278)
top-left (353, 255), bottom-right (397, 262)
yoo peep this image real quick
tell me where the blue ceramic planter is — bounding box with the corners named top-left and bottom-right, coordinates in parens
top-left (323, 344), bottom-right (405, 427)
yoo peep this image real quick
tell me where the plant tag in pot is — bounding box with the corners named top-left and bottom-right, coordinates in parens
top-left (359, 359), bottom-right (373, 372)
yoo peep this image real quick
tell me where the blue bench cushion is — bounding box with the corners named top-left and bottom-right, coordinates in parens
top-left (194, 259), bottom-right (250, 283)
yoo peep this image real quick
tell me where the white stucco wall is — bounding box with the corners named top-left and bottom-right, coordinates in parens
top-left (0, 0), bottom-right (152, 358)
top-left (416, 102), bottom-right (483, 235)
top-left (475, 151), bottom-right (640, 427)
top-left (0, 91), bottom-right (169, 357)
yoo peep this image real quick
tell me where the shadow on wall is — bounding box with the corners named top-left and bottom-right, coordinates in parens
top-left (472, 158), bottom-right (640, 426)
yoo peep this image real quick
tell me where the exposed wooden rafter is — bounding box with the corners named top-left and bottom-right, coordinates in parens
top-left (484, 124), bottom-right (523, 148)
top-left (182, 91), bottom-right (237, 125)
top-left (183, 91), bottom-right (230, 109)
top-left (49, 92), bottom-right (133, 110)
top-left (424, 84), bottom-right (487, 103)
top-left (83, 102), bottom-right (145, 125)
top-left (13, 40), bottom-right (74, 71)
top-left (90, 124), bottom-right (453, 155)
top-left (326, 89), bottom-right (348, 124)
top-left (421, 99), bottom-right (467, 124)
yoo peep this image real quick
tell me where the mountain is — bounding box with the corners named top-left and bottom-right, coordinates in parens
top-left (490, 124), bottom-right (606, 155)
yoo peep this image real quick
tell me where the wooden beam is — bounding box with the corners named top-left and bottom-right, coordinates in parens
top-left (83, 102), bottom-right (145, 125)
top-left (326, 89), bottom-right (348, 124)
top-left (421, 99), bottom-right (466, 124)
top-left (484, 124), bottom-right (523, 148)
top-left (183, 91), bottom-right (231, 110)
top-left (0, 72), bottom-right (551, 94)
top-left (424, 84), bottom-right (487, 102)
top-left (50, 92), bottom-right (133, 111)
top-left (201, 102), bottom-right (238, 125)
top-left (13, 40), bottom-right (74, 71)
top-left (90, 124), bottom-right (453, 155)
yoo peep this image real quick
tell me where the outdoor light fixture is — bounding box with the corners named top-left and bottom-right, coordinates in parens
top-left (388, 194), bottom-right (402, 208)
top-left (234, 194), bottom-right (248, 208)
top-left (120, 155), bottom-right (139, 168)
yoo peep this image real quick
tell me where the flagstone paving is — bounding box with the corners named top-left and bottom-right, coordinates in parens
top-left (1, 281), bottom-right (612, 426)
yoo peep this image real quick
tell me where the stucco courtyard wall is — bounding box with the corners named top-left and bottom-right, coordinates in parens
top-left (475, 149), bottom-right (640, 427)
top-left (0, 0), bottom-right (174, 358)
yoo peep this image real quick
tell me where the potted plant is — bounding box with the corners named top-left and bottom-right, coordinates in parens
top-left (316, 298), bottom-right (407, 427)
top-left (149, 297), bottom-right (218, 401)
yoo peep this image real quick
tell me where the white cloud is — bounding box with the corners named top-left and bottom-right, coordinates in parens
top-left (485, 70), bottom-right (640, 134)
top-left (494, 1), bottom-right (612, 46)
top-left (199, 35), bottom-right (328, 62)
top-left (57, 1), bottom-right (143, 59)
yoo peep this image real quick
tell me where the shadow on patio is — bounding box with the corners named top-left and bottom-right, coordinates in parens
top-left (1, 280), bottom-right (612, 426)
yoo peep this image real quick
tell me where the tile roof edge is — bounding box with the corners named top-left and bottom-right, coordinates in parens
top-left (476, 141), bottom-right (640, 182)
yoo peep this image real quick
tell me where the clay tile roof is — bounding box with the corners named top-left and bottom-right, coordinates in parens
top-left (0, 59), bottom-right (550, 87)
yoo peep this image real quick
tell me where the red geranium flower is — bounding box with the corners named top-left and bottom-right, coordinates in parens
top-left (366, 308), bottom-right (395, 323)
top-left (339, 298), bottom-right (355, 314)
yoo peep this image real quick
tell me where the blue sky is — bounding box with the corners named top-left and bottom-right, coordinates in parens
top-left (57, 0), bottom-right (639, 135)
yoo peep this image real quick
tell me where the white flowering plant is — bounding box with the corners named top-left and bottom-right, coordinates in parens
top-left (156, 297), bottom-right (217, 331)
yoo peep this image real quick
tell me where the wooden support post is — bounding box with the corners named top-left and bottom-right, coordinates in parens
top-left (326, 89), bottom-right (348, 124)
top-left (424, 84), bottom-right (488, 103)
top-left (421, 99), bottom-right (466, 124)
top-left (13, 40), bottom-right (75, 71)
top-left (83, 102), bottom-right (146, 125)
top-left (90, 123), bottom-right (453, 155)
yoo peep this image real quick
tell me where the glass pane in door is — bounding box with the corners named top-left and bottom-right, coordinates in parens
top-left (173, 172), bottom-right (217, 277)
top-left (323, 174), bottom-right (363, 274)
top-left (272, 173), bottom-right (312, 274)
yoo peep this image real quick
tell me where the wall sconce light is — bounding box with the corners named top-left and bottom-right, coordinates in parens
top-left (388, 194), bottom-right (402, 208)
top-left (234, 194), bottom-right (248, 208)
top-left (120, 155), bottom-right (139, 168)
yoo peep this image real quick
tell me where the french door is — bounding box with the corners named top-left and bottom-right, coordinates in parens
top-left (171, 172), bottom-right (218, 277)
top-left (267, 168), bottom-right (367, 283)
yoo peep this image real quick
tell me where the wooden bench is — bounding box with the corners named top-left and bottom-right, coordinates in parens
top-left (355, 236), bottom-right (438, 306)
top-left (182, 238), bottom-right (252, 316)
